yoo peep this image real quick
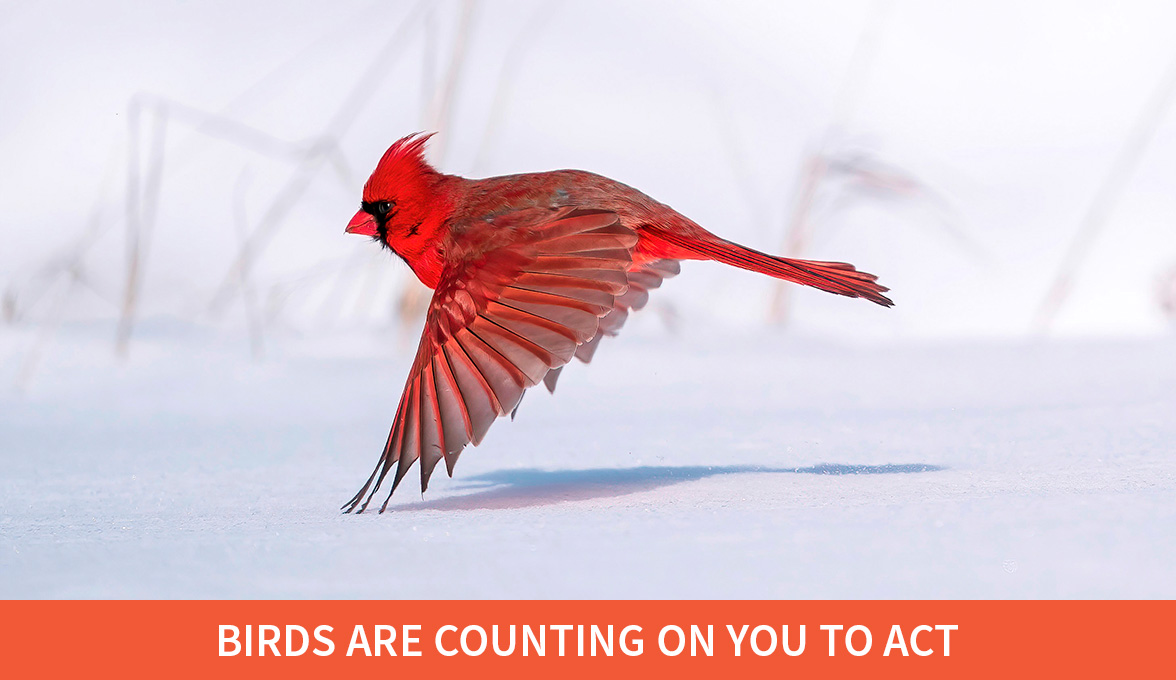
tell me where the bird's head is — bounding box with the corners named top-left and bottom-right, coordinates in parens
top-left (346, 132), bottom-right (451, 261)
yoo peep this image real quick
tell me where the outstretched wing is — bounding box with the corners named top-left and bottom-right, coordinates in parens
top-left (343, 208), bottom-right (637, 513)
top-left (542, 258), bottom-right (680, 393)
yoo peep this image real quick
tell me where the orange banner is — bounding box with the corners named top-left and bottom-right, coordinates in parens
top-left (1, 600), bottom-right (1168, 678)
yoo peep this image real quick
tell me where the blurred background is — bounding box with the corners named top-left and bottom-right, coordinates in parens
top-left (4, 1), bottom-right (1176, 599)
top-left (3, 0), bottom-right (1175, 385)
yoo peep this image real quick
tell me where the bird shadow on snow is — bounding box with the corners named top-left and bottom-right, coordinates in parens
top-left (393, 463), bottom-right (945, 512)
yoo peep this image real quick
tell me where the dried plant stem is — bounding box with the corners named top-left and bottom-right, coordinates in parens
top-left (396, 0), bottom-right (479, 332)
top-left (709, 87), bottom-right (772, 230)
top-left (209, 1), bottom-right (429, 314)
top-left (768, 0), bottom-right (892, 325)
top-left (14, 197), bottom-right (110, 389)
top-left (233, 171), bottom-right (265, 359)
top-left (425, 0), bottom-right (477, 164)
top-left (115, 99), bottom-right (168, 358)
top-left (420, 6), bottom-right (438, 123)
top-left (349, 256), bottom-right (385, 322)
top-left (768, 153), bottom-right (827, 323)
top-left (15, 275), bottom-right (72, 392)
top-left (312, 250), bottom-right (368, 327)
top-left (1032, 53), bottom-right (1176, 333)
top-left (472, 0), bottom-right (562, 174)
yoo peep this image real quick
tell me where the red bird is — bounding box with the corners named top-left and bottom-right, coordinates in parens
top-left (343, 133), bottom-right (892, 512)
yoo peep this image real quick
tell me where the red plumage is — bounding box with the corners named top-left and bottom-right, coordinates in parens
top-left (342, 133), bottom-right (892, 512)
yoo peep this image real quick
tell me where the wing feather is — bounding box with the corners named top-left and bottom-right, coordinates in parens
top-left (343, 207), bottom-right (639, 512)
top-left (543, 258), bottom-right (681, 393)
top-left (536, 233), bottom-right (640, 254)
top-left (443, 341), bottom-right (501, 442)
top-left (417, 363), bottom-right (446, 491)
top-left (529, 255), bottom-right (632, 273)
top-left (433, 353), bottom-right (471, 445)
top-left (499, 287), bottom-right (611, 316)
top-left (531, 211), bottom-right (630, 240)
top-left (515, 270), bottom-right (625, 296)
top-left (454, 329), bottom-right (523, 411)
top-left (483, 301), bottom-right (579, 362)
top-left (468, 316), bottom-right (553, 383)
top-left (389, 376), bottom-right (421, 497)
top-left (522, 267), bottom-right (629, 292)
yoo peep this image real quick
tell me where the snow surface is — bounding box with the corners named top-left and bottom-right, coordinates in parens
top-left (2, 320), bottom-right (1174, 599)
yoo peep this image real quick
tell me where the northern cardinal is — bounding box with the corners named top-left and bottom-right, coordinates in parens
top-left (342, 133), bottom-right (891, 512)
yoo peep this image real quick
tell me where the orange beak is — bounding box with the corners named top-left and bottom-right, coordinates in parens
top-left (346, 209), bottom-right (378, 237)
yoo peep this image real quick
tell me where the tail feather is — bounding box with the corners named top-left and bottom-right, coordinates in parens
top-left (759, 255), bottom-right (893, 307)
top-left (649, 229), bottom-right (892, 307)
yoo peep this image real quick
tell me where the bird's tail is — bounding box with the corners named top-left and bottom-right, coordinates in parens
top-left (647, 228), bottom-right (893, 307)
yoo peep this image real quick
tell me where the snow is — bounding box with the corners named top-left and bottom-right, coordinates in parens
top-left (3, 320), bottom-right (1174, 598)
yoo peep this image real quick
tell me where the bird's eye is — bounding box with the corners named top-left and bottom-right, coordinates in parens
top-left (362, 200), bottom-right (395, 218)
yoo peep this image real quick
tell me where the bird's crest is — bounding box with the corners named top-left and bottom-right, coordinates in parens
top-left (363, 132), bottom-right (439, 203)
